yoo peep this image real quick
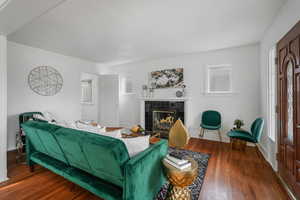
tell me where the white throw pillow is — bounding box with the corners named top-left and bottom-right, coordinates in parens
top-left (42, 111), bottom-right (58, 122)
top-left (120, 135), bottom-right (150, 157)
top-left (33, 114), bottom-right (47, 121)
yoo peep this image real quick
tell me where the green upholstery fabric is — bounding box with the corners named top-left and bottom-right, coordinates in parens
top-left (227, 118), bottom-right (264, 144)
top-left (200, 110), bottom-right (221, 130)
top-left (21, 121), bottom-right (168, 200)
top-left (31, 152), bottom-right (123, 200)
top-left (123, 140), bottom-right (168, 200)
top-left (250, 118), bottom-right (264, 142)
top-left (200, 124), bottom-right (221, 130)
top-left (54, 127), bottom-right (129, 187)
top-left (21, 121), bottom-right (68, 164)
top-left (227, 130), bottom-right (257, 143)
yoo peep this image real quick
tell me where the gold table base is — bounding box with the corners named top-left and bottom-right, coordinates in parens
top-left (163, 157), bottom-right (198, 200)
top-left (166, 185), bottom-right (191, 200)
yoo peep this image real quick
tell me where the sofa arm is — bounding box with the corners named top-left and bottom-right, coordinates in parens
top-left (123, 139), bottom-right (168, 200)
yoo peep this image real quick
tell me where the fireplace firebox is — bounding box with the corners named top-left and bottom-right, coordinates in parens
top-left (145, 101), bottom-right (184, 138)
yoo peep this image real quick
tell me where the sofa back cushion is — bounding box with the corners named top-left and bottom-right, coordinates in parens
top-left (21, 121), bottom-right (69, 164)
top-left (53, 127), bottom-right (130, 187)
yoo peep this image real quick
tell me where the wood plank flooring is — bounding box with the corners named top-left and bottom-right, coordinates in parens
top-left (0, 138), bottom-right (289, 200)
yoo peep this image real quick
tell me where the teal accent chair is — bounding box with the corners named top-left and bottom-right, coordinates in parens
top-left (227, 118), bottom-right (264, 147)
top-left (199, 110), bottom-right (222, 142)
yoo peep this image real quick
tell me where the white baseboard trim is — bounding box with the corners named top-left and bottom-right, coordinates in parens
top-left (257, 143), bottom-right (277, 171)
top-left (7, 147), bottom-right (16, 152)
top-left (257, 144), bottom-right (268, 159)
top-left (190, 127), bottom-right (255, 146)
top-left (0, 176), bottom-right (8, 183)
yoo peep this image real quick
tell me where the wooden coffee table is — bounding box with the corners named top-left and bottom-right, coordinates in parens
top-left (106, 127), bottom-right (123, 132)
top-left (106, 127), bottom-right (161, 144)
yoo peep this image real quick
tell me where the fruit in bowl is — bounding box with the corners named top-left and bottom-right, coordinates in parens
top-left (130, 125), bottom-right (145, 133)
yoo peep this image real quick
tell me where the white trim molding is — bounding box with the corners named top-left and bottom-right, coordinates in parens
top-left (0, 35), bottom-right (8, 182)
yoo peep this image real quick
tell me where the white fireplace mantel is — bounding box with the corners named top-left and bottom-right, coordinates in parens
top-left (140, 97), bottom-right (190, 102)
top-left (140, 97), bottom-right (191, 130)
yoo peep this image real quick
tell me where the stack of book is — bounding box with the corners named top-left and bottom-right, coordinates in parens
top-left (164, 152), bottom-right (191, 170)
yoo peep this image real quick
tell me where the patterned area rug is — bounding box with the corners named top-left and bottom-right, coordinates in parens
top-left (155, 148), bottom-right (210, 200)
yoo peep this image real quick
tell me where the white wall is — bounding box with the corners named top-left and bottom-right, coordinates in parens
top-left (0, 35), bottom-right (7, 182)
top-left (99, 44), bottom-right (261, 141)
top-left (7, 42), bottom-right (98, 150)
top-left (260, 0), bottom-right (300, 169)
top-left (80, 73), bottom-right (99, 122)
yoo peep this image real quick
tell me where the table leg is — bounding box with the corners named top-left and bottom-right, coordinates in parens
top-left (166, 184), bottom-right (191, 200)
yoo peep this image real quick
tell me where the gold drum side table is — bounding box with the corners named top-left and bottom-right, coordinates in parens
top-left (162, 156), bottom-right (198, 200)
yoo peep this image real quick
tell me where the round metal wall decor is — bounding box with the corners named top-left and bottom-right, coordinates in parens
top-left (28, 66), bottom-right (63, 96)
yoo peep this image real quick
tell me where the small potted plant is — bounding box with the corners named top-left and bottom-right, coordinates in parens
top-left (234, 119), bottom-right (244, 130)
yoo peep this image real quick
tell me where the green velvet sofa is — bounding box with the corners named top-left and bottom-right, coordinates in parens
top-left (21, 121), bottom-right (168, 200)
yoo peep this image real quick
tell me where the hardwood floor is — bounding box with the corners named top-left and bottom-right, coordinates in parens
top-left (0, 138), bottom-right (289, 200)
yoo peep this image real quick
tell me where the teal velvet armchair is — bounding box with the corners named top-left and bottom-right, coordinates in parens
top-left (227, 118), bottom-right (264, 145)
top-left (199, 110), bottom-right (222, 142)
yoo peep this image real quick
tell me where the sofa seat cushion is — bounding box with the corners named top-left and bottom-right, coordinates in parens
top-left (200, 123), bottom-right (221, 130)
top-left (30, 152), bottom-right (123, 200)
top-left (227, 130), bottom-right (257, 143)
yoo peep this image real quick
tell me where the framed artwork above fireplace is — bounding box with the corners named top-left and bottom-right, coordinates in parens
top-left (150, 68), bottom-right (184, 89)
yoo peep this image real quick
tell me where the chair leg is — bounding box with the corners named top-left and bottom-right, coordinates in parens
top-left (29, 164), bottom-right (35, 173)
top-left (218, 129), bottom-right (222, 142)
top-left (199, 128), bottom-right (205, 137)
top-left (70, 183), bottom-right (76, 192)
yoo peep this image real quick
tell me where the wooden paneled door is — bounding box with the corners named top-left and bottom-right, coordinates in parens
top-left (277, 20), bottom-right (300, 199)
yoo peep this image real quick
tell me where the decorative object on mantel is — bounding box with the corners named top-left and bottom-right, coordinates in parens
top-left (142, 83), bottom-right (155, 98)
top-left (233, 119), bottom-right (244, 130)
top-left (142, 84), bottom-right (148, 98)
top-left (175, 90), bottom-right (183, 98)
top-left (149, 87), bottom-right (154, 98)
top-left (176, 83), bottom-right (186, 98)
top-left (28, 66), bottom-right (63, 96)
top-left (151, 68), bottom-right (184, 89)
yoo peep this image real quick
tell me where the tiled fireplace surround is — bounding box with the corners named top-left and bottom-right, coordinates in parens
top-left (140, 99), bottom-right (188, 138)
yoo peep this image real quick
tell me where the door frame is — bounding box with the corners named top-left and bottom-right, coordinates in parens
top-left (0, 35), bottom-right (8, 182)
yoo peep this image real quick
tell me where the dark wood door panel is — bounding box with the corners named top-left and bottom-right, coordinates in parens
top-left (277, 20), bottom-right (300, 199)
top-left (279, 47), bottom-right (288, 74)
top-left (289, 36), bottom-right (300, 66)
top-left (285, 145), bottom-right (294, 173)
top-left (296, 160), bottom-right (300, 183)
